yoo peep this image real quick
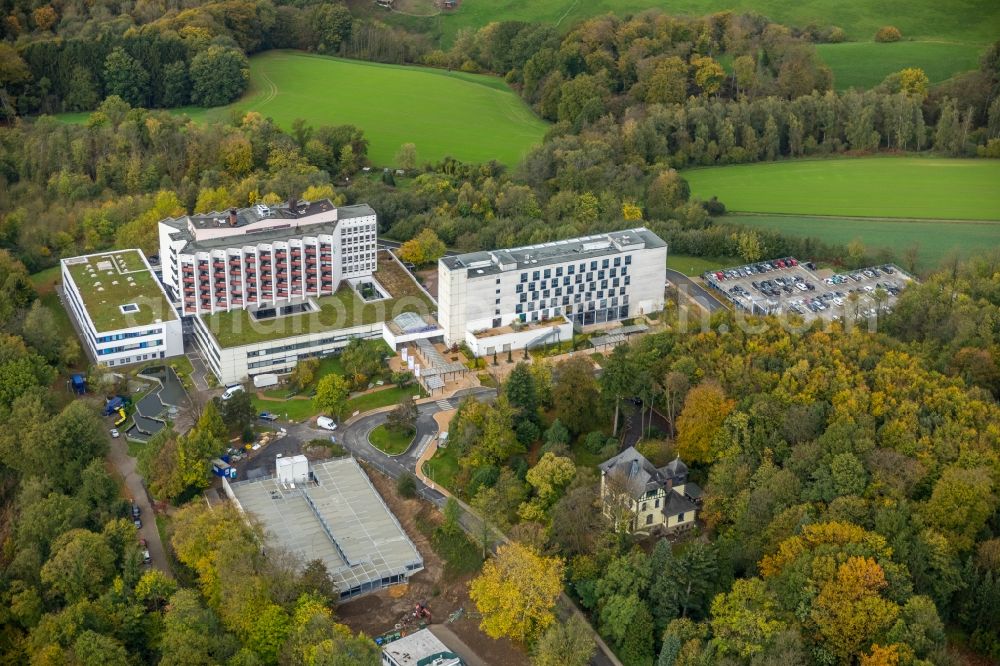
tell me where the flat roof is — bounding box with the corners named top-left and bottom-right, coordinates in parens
top-left (63, 250), bottom-right (177, 332)
top-left (160, 201), bottom-right (377, 252)
top-left (230, 457), bottom-right (423, 596)
top-left (440, 228), bottom-right (666, 277)
top-left (383, 629), bottom-right (461, 666)
top-left (200, 252), bottom-right (436, 348)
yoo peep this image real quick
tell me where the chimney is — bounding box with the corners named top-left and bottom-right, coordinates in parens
top-left (228, 208), bottom-right (238, 227)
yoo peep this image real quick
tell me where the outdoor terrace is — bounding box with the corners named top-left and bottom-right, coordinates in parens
top-left (201, 253), bottom-right (436, 348)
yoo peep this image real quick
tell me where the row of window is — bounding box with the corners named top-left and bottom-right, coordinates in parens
top-left (517, 293), bottom-right (627, 314)
top-left (519, 255), bottom-right (632, 283)
top-left (95, 328), bottom-right (164, 343)
top-left (517, 266), bottom-right (629, 293)
top-left (97, 339), bottom-right (164, 355)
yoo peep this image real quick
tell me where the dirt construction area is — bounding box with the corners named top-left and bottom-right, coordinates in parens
top-left (337, 465), bottom-right (530, 666)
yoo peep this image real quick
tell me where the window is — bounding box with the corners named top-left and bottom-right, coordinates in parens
top-left (590, 261), bottom-right (597, 270)
top-left (655, 498), bottom-right (660, 508)
top-left (520, 272), bottom-right (528, 282)
top-left (614, 257), bottom-right (621, 267)
top-left (602, 259), bottom-right (609, 269)
top-left (646, 514), bottom-right (653, 525)
top-left (556, 267), bottom-right (563, 277)
top-left (533, 271), bottom-right (540, 280)
top-left (641, 502), bottom-right (647, 511)
top-left (677, 513), bottom-right (685, 522)
top-left (625, 255), bottom-right (632, 265)
top-left (516, 284), bottom-right (523, 293)
top-left (544, 269), bottom-right (551, 279)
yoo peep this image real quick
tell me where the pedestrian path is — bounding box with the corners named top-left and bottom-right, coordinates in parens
top-left (435, 399), bottom-right (452, 410)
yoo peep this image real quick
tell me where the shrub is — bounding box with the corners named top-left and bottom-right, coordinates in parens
top-left (826, 26), bottom-right (846, 43)
top-left (397, 473), bottom-right (417, 498)
top-left (875, 26), bottom-right (902, 42)
top-left (584, 431), bottom-right (608, 454)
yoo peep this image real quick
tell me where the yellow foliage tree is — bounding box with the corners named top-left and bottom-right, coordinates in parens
top-left (195, 186), bottom-right (234, 213)
top-left (621, 202), bottom-right (643, 221)
top-left (115, 190), bottom-right (185, 254)
top-left (398, 228), bottom-right (447, 267)
top-left (469, 542), bottom-right (564, 643)
top-left (860, 644), bottom-right (902, 666)
top-left (898, 68), bottom-right (929, 98)
top-left (811, 557), bottom-right (900, 663)
top-left (675, 381), bottom-right (735, 463)
top-left (691, 56), bottom-right (726, 95)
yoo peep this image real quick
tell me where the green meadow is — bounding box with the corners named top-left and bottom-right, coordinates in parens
top-left (685, 157), bottom-right (1000, 270)
top-left (685, 158), bottom-right (1000, 221)
top-left (64, 51), bottom-right (548, 166)
top-left (817, 42), bottom-right (982, 90)
top-left (724, 214), bottom-right (1000, 270)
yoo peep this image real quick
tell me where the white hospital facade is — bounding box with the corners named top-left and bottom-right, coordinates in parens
top-left (62, 196), bottom-right (667, 383)
top-left (438, 229), bottom-right (667, 355)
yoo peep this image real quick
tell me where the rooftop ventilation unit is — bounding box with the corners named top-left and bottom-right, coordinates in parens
top-left (255, 204), bottom-right (272, 218)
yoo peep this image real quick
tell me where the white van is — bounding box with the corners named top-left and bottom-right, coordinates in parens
top-left (316, 416), bottom-right (338, 431)
top-left (221, 385), bottom-right (244, 400)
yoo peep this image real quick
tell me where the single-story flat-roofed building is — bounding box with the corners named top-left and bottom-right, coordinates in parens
top-left (226, 456), bottom-right (424, 600)
top-left (381, 628), bottom-right (464, 666)
top-left (61, 249), bottom-right (183, 367)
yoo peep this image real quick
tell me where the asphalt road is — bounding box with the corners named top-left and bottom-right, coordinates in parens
top-left (666, 269), bottom-right (726, 313)
top-left (107, 433), bottom-right (172, 576)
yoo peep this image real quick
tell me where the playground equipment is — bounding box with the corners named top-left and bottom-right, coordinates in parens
top-left (114, 407), bottom-right (127, 427)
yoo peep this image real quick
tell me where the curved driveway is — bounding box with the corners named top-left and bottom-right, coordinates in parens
top-left (666, 268), bottom-right (726, 313)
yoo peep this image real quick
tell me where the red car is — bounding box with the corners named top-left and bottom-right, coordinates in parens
top-left (776, 260), bottom-right (786, 268)
top-left (715, 271), bottom-right (725, 280)
top-left (788, 258), bottom-right (798, 266)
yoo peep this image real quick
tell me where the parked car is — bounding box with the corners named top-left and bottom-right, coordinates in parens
top-left (258, 411), bottom-right (279, 422)
top-left (131, 503), bottom-right (140, 519)
top-left (317, 416), bottom-right (338, 431)
top-left (110, 428), bottom-right (120, 438)
top-left (134, 517), bottom-right (142, 529)
top-left (222, 384), bottom-right (244, 400)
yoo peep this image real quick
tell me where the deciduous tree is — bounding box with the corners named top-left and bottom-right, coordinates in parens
top-left (469, 542), bottom-right (564, 643)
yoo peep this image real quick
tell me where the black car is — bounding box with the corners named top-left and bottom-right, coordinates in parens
top-left (131, 502), bottom-right (140, 518)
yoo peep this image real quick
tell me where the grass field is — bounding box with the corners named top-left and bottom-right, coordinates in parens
top-left (685, 158), bottom-right (1000, 220)
top-left (667, 254), bottom-right (740, 277)
top-left (725, 214), bottom-right (999, 270)
top-left (685, 157), bottom-right (1000, 271)
top-left (403, 0), bottom-right (998, 44)
top-left (65, 51), bottom-right (547, 167)
top-left (818, 42), bottom-right (982, 90)
top-left (369, 423), bottom-right (415, 455)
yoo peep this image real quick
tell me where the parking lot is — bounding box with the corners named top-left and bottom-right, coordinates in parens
top-left (703, 257), bottom-right (913, 323)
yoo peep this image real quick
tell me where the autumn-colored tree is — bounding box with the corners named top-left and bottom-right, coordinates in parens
top-left (621, 202), bottom-right (643, 221)
top-left (898, 68), bottom-right (929, 97)
top-left (675, 381), bottom-right (734, 463)
top-left (811, 557), bottom-right (900, 662)
top-left (860, 644), bottom-right (902, 666)
top-left (691, 56), bottom-right (726, 95)
top-left (469, 542), bottom-right (564, 643)
top-left (398, 228), bottom-right (447, 266)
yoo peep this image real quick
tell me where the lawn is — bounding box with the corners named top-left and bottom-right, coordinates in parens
top-left (29, 266), bottom-right (77, 344)
top-left (723, 214), bottom-right (1000, 271)
top-left (685, 157), bottom-right (1000, 221)
top-left (667, 254), bottom-right (740, 277)
top-left (252, 383), bottom-right (423, 421)
top-left (368, 424), bottom-right (415, 455)
top-left (90, 51), bottom-right (546, 166)
top-left (391, 0), bottom-right (999, 67)
top-left (422, 445), bottom-right (460, 494)
top-left (817, 42), bottom-right (982, 90)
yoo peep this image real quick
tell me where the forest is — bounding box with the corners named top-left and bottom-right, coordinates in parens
top-left (0, 0), bottom-right (998, 664)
